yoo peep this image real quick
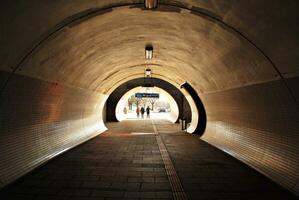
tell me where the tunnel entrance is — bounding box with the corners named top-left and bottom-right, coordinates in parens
top-left (115, 86), bottom-right (179, 123)
top-left (104, 78), bottom-right (207, 135)
top-left (105, 78), bottom-right (191, 124)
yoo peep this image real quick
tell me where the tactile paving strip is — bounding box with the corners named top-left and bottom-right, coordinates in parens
top-left (152, 121), bottom-right (188, 200)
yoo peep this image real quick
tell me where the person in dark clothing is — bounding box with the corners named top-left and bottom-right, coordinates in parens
top-left (140, 107), bottom-right (145, 118)
top-left (146, 106), bottom-right (150, 118)
top-left (136, 107), bottom-right (140, 118)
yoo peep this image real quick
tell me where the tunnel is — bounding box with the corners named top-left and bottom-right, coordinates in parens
top-left (0, 1), bottom-right (299, 199)
top-left (105, 77), bottom-right (192, 124)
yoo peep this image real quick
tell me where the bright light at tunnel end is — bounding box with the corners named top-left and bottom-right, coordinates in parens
top-left (115, 86), bottom-right (179, 123)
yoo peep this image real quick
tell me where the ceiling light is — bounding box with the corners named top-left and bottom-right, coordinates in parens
top-left (145, 44), bottom-right (153, 59)
top-left (145, 69), bottom-right (152, 76)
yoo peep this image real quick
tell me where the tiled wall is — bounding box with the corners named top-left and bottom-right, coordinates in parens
top-left (1, 70), bottom-right (298, 197)
top-left (0, 72), bottom-right (108, 188)
top-left (201, 77), bottom-right (299, 195)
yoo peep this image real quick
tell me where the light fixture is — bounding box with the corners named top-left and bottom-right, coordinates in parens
top-left (144, 44), bottom-right (154, 87)
top-left (145, 68), bottom-right (152, 77)
top-left (145, 0), bottom-right (158, 9)
top-left (145, 44), bottom-right (153, 60)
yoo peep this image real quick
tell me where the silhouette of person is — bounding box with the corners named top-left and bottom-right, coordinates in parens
top-left (136, 107), bottom-right (140, 118)
top-left (146, 106), bottom-right (150, 118)
top-left (140, 107), bottom-right (145, 118)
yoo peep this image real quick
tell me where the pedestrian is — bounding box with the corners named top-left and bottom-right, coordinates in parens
top-left (146, 106), bottom-right (150, 118)
top-left (136, 107), bottom-right (140, 118)
top-left (140, 107), bottom-right (145, 118)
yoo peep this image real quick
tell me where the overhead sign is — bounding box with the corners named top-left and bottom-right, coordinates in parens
top-left (135, 93), bottom-right (159, 98)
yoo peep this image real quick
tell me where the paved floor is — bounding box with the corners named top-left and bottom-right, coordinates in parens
top-left (0, 120), bottom-right (298, 200)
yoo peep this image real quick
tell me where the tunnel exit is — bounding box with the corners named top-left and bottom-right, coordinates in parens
top-left (115, 86), bottom-right (179, 122)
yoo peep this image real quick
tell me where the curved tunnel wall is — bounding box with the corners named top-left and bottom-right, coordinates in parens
top-left (181, 82), bottom-right (206, 135)
top-left (0, 1), bottom-right (298, 196)
top-left (0, 72), bottom-right (108, 188)
top-left (201, 78), bottom-right (299, 193)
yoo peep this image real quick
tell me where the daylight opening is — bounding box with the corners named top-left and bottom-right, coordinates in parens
top-left (115, 86), bottom-right (179, 123)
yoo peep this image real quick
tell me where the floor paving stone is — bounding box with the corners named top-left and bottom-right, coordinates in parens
top-left (0, 119), bottom-right (298, 200)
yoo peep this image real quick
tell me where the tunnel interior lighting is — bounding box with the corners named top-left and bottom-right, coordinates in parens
top-left (145, 0), bottom-right (158, 9)
top-left (145, 69), bottom-right (152, 76)
top-left (145, 45), bottom-right (153, 59)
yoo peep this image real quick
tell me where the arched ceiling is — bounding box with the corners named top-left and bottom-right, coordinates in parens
top-left (0, 1), bottom-right (298, 96)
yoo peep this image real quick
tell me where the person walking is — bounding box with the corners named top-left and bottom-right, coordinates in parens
top-left (140, 107), bottom-right (145, 118)
top-left (146, 106), bottom-right (150, 118)
top-left (136, 107), bottom-right (140, 118)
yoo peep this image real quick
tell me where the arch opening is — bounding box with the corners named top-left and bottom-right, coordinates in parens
top-left (104, 77), bottom-right (207, 134)
top-left (115, 86), bottom-right (179, 123)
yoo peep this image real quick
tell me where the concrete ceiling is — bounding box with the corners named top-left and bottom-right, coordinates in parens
top-left (0, 0), bottom-right (298, 95)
